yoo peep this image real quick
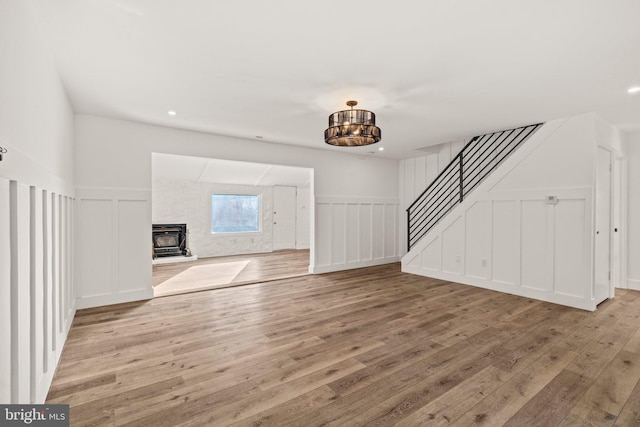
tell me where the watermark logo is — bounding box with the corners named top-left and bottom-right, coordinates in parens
top-left (1, 405), bottom-right (69, 426)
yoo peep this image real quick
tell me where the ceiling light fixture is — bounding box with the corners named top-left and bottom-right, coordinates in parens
top-left (324, 100), bottom-right (381, 147)
top-left (628, 86), bottom-right (640, 94)
top-left (168, 110), bottom-right (177, 116)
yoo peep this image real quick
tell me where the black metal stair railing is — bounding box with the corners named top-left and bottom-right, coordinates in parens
top-left (407, 123), bottom-right (544, 251)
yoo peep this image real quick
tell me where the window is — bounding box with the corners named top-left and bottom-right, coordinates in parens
top-left (211, 194), bottom-right (260, 233)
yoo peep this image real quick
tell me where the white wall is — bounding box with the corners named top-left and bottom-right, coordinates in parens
top-left (626, 132), bottom-right (640, 290)
top-left (0, 0), bottom-right (76, 403)
top-left (75, 115), bottom-right (399, 305)
top-left (75, 116), bottom-right (398, 197)
top-left (0, 3), bottom-right (75, 195)
top-left (491, 117), bottom-right (594, 191)
top-left (153, 180), bottom-right (275, 257)
top-left (403, 114), bottom-right (609, 311)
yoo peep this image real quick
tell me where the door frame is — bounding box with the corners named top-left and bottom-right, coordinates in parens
top-left (612, 153), bottom-right (627, 289)
top-left (594, 145), bottom-right (614, 303)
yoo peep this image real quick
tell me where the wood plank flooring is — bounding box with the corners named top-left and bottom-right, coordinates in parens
top-left (153, 249), bottom-right (310, 297)
top-left (48, 263), bottom-right (640, 426)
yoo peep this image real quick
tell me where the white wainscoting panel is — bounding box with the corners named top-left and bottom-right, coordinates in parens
top-left (77, 199), bottom-right (113, 298)
top-left (315, 203), bottom-right (332, 267)
top-left (415, 157), bottom-right (426, 196)
top-left (0, 178), bottom-right (11, 403)
top-left (554, 199), bottom-right (588, 298)
top-left (10, 181), bottom-right (31, 403)
top-left (313, 196), bottom-right (399, 273)
top-left (66, 196), bottom-right (74, 325)
top-left (521, 200), bottom-right (549, 292)
top-left (425, 155), bottom-right (438, 184)
top-left (118, 200), bottom-right (152, 295)
top-left (50, 193), bottom-right (58, 354)
top-left (372, 204), bottom-right (384, 260)
top-left (346, 204), bottom-right (359, 263)
top-left (403, 188), bottom-right (594, 311)
top-left (465, 202), bottom-right (491, 280)
top-left (442, 217), bottom-right (463, 275)
top-left (403, 159), bottom-right (415, 206)
top-left (359, 204), bottom-right (373, 261)
top-left (331, 203), bottom-right (346, 265)
top-left (421, 237), bottom-right (441, 271)
top-left (438, 145), bottom-right (451, 175)
top-left (491, 200), bottom-right (519, 286)
top-left (384, 204), bottom-right (397, 259)
top-left (29, 187), bottom-right (43, 403)
top-left (1, 179), bottom-right (75, 403)
top-left (76, 189), bottom-right (153, 309)
top-left (41, 191), bottom-right (51, 381)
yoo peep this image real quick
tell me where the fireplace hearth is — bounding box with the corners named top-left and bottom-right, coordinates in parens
top-left (152, 224), bottom-right (187, 258)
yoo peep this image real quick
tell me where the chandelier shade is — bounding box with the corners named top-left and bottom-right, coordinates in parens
top-left (324, 100), bottom-right (381, 146)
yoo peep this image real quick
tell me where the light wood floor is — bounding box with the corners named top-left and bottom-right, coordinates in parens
top-left (48, 263), bottom-right (640, 426)
top-left (152, 250), bottom-right (310, 297)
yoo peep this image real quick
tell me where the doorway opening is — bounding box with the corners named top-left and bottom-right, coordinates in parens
top-left (151, 153), bottom-right (313, 297)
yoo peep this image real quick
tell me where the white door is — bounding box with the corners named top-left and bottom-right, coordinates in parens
top-left (295, 187), bottom-right (311, 249)
top-left (595, 147), bottom-right (612, 304)
top-left (273, 186), bottom-right (296, 250)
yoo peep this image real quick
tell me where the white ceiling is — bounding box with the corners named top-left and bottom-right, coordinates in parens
top-left (31, 0), bottom-right (640, 159)
top-left (152, 153), bottom-right (312, 187)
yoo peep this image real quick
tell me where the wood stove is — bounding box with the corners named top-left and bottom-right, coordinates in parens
top-left (152, 224), bottom-right (187, 257)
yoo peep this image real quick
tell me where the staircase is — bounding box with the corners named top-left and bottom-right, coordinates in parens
top-left (407, 123), bottom-right (543, 251)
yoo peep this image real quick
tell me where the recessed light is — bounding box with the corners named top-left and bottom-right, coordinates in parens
top-left (378, 147), bottom-right (384, 151)
top-left (628, 87), bottom-right (640, 94)
top-left (168, 110), bottom-right (177, 116)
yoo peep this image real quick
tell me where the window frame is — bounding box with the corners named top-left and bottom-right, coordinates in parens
top-left (210, 193), bottom-right (262, 235)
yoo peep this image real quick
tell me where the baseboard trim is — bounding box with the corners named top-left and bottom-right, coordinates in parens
top-left (628, 279), bottom-right (640, 291)
top-left (402, 264), bottom-right (596, 311)
top-left (76, 288), bottom-right (154, 310)
top-left (311, 257), bottom-right (400, 274)
top-left (36, 304), bottom-right (76, 403)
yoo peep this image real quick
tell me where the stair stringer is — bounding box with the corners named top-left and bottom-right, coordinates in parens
top-left (402, 115), bottom-right (597, 311)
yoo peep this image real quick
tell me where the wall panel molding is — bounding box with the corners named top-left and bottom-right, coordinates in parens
top-left (0, 178), bottom-right (11, 403)
top-left (312, 196), bottom-right (400, 273)
top-left (1, 179), bottom-right (74, 403)
top-left (10, 181), bottom-right (30, 403)
top-left (75, 188), bottom-right (153, 309)
top-left (404, 186), bottom-right (594, 311)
